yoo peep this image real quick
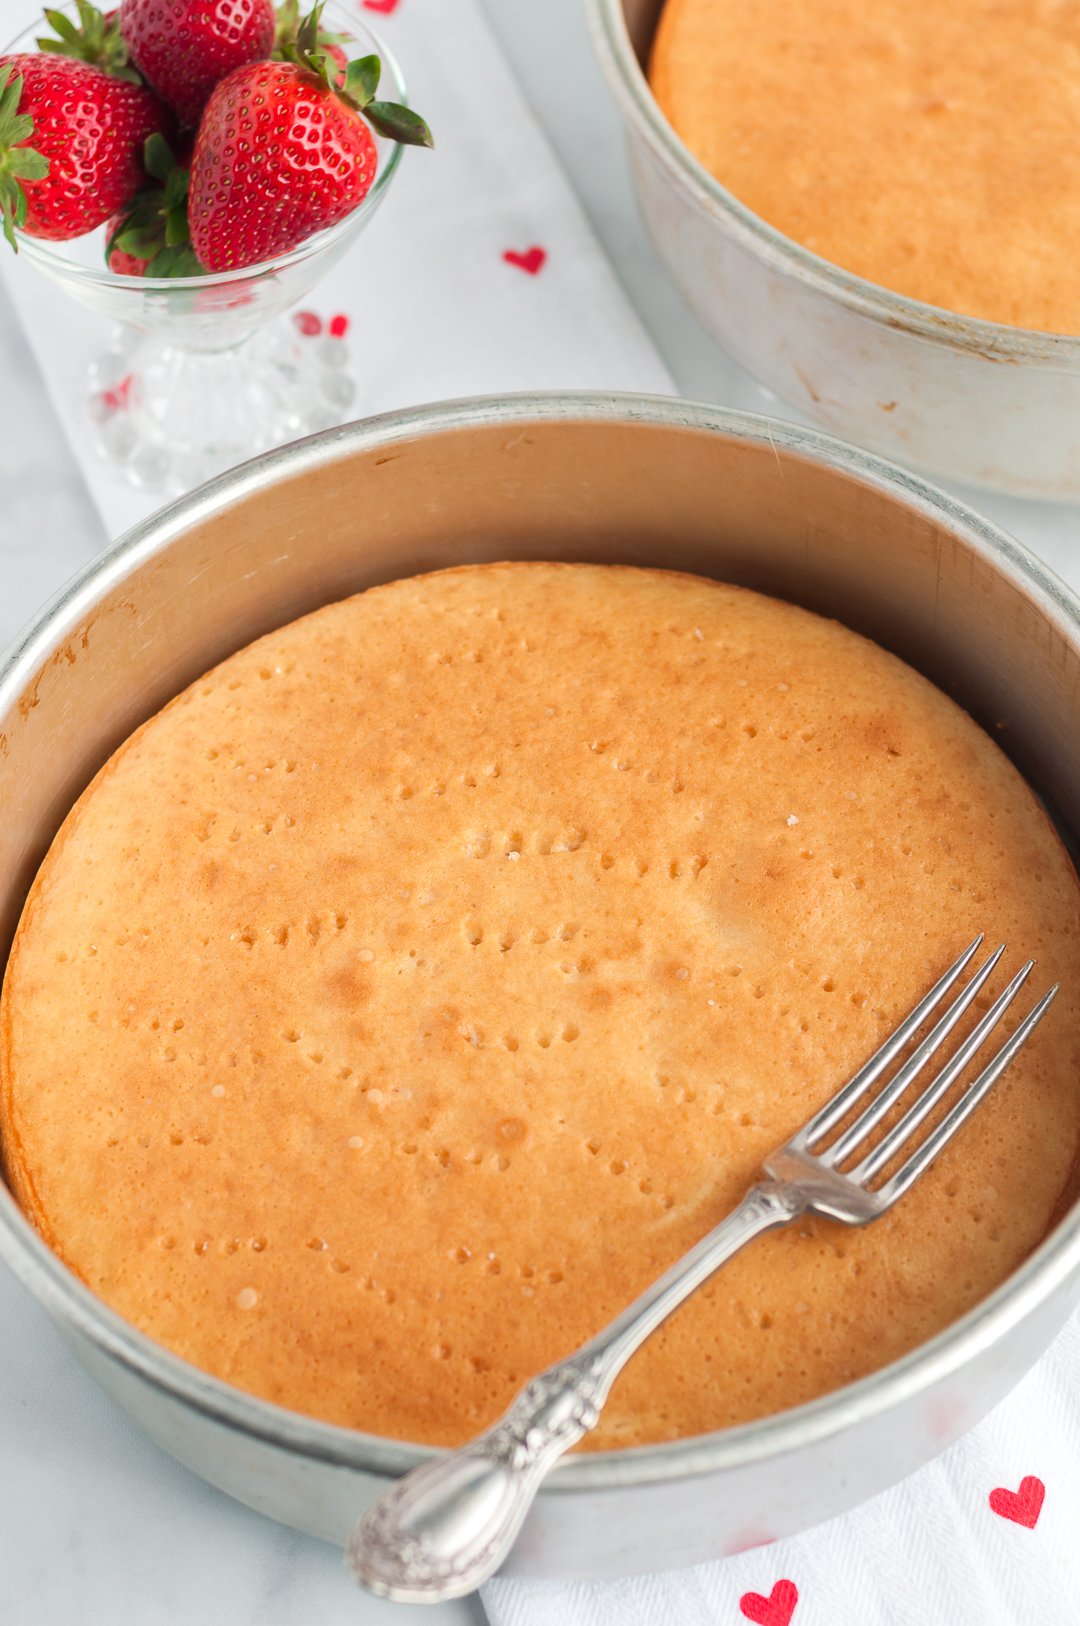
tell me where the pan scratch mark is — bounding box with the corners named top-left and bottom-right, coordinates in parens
top-left (931, 539), bottom-right (943, 635)
top-left (764, 419), bottom-right (784, 478)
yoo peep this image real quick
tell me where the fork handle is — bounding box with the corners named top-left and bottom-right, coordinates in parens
top-left (347, 1180), bottom-right (804, 1603)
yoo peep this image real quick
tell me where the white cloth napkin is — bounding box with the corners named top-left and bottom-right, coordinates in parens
top-left (0, 0), bottom-right (672, 536)
top-left (484, 1309), bottom-right (1080, 1626)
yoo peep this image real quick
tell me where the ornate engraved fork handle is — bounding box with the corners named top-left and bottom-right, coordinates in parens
top-left (347, 1182), bottom-right (802, 1603)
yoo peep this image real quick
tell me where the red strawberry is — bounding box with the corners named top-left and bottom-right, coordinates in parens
top-left (121, 0), bottom-right (276, 128)
top-left (189, 13), bottom-right (432, 272)
top-left (0, 55), bottom-right (171, 246)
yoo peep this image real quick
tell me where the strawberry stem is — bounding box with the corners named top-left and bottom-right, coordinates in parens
top-left (295, 2), bottom-right (325, 56)
top-left (275, 0), bottom-right (346, 54)
top-left (0, 64), bottom-right (49, 252)
top-left (275, 3), bottom-right (434, 147)
top-left (37, 0), bottom-right (142, 83)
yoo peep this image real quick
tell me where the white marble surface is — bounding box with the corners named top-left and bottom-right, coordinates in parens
top-left (2, 0), bottom-right (1080, 1621)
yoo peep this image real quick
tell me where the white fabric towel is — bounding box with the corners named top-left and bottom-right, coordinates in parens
top-left (484, 1307), bottom-right (1080, 1625)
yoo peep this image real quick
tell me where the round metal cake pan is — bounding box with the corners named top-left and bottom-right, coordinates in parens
top-left (2, 394), bottom-right (1080, 1579)
top-left (588, 0), bottom-right (1080, 501)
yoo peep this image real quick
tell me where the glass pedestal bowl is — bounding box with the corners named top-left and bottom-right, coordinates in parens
top-left (3, 5), bottom-right (405, 495)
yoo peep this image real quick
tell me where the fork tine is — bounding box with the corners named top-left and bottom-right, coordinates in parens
top-left (798, 935), bottom-right (984, 1149)
top-left (850, 959), bottom-right (1034, 1183)
top-left (813, 941), bottom-right (1004, 1165)
top-left (879, 984), bottom-right (1058, 1204)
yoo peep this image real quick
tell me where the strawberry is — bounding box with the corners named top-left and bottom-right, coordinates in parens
top-left (0, 55), bottom-right (171, 247)
top-left (189, 8), bottom-right (432, 272)
top-left (105, 132), bottom-right (201, 275)
top-left (120, 0), bottom-right (276, 128)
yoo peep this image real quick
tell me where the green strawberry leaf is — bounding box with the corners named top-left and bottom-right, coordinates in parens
top-left (105, 215), bottom-right (135, 260)
top-left (0, 180), bottom-right (17, 250)
top-left (277, 0), bottom-right (356, 85)
top-left (275, 0), bottom-right (346, 54)
top-left (148, 242), bottom-right (203, 276)
top-left (107, 137), bottom-right (196, 275)
top-left (116, 224), bottom-right (160, 255)
top-left (143, 133), bottom-right (175, 185)
top-left (275, 0), bottom-right (300, 41)
top-left (3, 113), bottom-right (35, 147)
top-left (364, 100), bottom-right (434, 148)
top-left (163, 168), bottom-right (189, 211)
top-left (41, 9), bottom-right (80, 42)
top-left (0, 171), bottom-right (29, 250)
top-left (343, 54), bottom-right (380, 108)
top-left (273, 2), bottom-right (434, 148)
top-left (0, 64), bottom-right (23, 125)
top-left (0, 67), bottom-right (50, 253)
top-left (7, 150), bottom-right (49, 181)
top-left (37, 0), bottom-right (139, 80)
top-left (165, 205), bottom-right (189, 247)
top-left (116, 193), bottom-right (160, 229)
top-left (296, 2), bottom-right (325, 55)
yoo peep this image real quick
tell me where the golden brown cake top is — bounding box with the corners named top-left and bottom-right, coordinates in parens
top-left (3, 562), bottom-right (1079, 1449)
top-left (649, 0), bottom-right (1080, 333)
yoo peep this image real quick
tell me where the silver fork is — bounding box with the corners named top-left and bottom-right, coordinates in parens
top-left (347, 937), bottom-right (1057, 1604)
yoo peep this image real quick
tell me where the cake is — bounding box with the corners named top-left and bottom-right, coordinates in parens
top-left (2, 562), bottom-right (1078, 1449)
top-left (649, 0), bottom-right (1080, 333)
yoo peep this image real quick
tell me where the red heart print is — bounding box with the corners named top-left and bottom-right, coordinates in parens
top-left (329, 313), bottom-right (350, 339)
top-left (503, 245), bottom-right (547, 275)
top-left (102, 373), bottom-right (134, 412)
top-left (294, 310), bottom-right (322, 337)
top-left (362, 0), bottom-right (399, 12)
top-left (989, 1476), bottom-right (1045, 1528)
top-left (739, 1580), bottom-right (798, 1626)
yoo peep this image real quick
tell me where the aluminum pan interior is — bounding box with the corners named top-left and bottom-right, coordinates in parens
top-left (2, 395), bottom-right (1080, 1531)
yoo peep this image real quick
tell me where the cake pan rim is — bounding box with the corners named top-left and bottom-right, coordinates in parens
top-left (585, 0), bottom-right (1080, 360)
top-left (1, 390), bottom-right (1079, 1496)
